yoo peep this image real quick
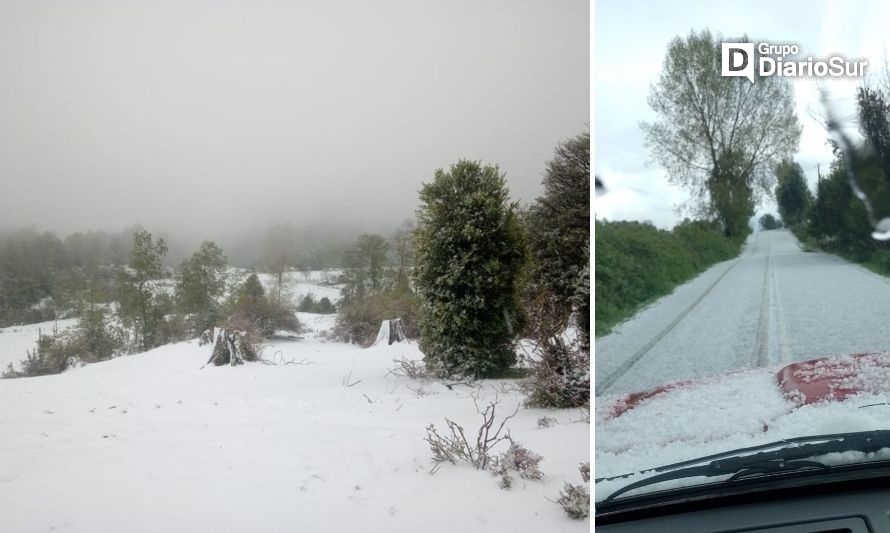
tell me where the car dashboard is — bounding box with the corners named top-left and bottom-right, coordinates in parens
top-left (595, 475), bottom-right (890, 532)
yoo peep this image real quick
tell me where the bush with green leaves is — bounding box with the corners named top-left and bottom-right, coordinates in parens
top-left (333, 291), bottom-right (418, 347)
top-left (524, 132), bottom-right (590, 347)
top-left (296, 294), bottom-right (336, 314)
top-left (596, 218), bottom-right (743, 336)
top-left (175, 240), bottom-right (228, 335)
top-left (3, 308), bottom-right (124, 378)
top-left (341, 234), bottom-right (389, 304)
top-left (223, 273), bottom-right (301, 338)
top-left (414, 160), bottom-right (526, 378)
top-left (758, 213), bottom-right (782, 230)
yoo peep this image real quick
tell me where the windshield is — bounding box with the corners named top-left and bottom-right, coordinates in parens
top-left (595, 0), bottom-right (890, 505)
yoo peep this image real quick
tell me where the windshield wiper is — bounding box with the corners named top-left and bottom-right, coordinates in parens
top-left (597, 430), bottom-right (890, 504)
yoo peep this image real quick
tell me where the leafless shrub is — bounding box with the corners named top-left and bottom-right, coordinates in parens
top-left (537, 416), bottom-right (558, 429)
top-left (520, 290), bottom-right (589, 409)
top-left (424, 397), bottom-right (519, 473)
top-left (406, 385), bottom-right (435, 398)
top-left (520, 336), bottom-right (589, 409)
top-left (556, 462), bottom-right (590, 519)
top-left (492, 442), bottom-right (544, 489)
top-left (387, 357), bottom-right (430, 380)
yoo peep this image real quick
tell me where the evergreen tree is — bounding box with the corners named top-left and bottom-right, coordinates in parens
top-left (118, 231), bottom-right (168, 351)
top-left (414, 160), bottom-right (525, 378)
top-left (774, 159), bottom-right (812, 227)
top-left (240, 272), bottom-right (265, 301)
top-left (526, 132), bottom-right (591, 346)
top-left (317, 296), bottom-right (335, 314)
top-left (758, 213), bottom-right (782, 230)
top-left (175, 241), bottom-right (228, 333)
top-left (341, 234), bottom-right (389, 303)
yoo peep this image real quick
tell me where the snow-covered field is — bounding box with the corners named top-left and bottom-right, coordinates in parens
top-left (0, 315), bottom-right (589, 532)
top-left (0, 319), bottom-right (79, 372)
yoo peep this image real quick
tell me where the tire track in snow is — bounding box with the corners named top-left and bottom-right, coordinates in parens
top-left (751, 232), bottom-right (772, 367)
top-left (770, 246), bottom-right (792, 364)
top-left (595, 257), bottom-right (741, 394)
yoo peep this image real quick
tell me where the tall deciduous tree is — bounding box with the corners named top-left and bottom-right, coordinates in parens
top-left (641, 29), bottom-right (801, 237)
top-left (414, 160), bottom-right (525, 378)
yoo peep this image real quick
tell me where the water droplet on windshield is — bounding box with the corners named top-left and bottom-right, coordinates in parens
top-left (872, 218), bottom-right (890, 241)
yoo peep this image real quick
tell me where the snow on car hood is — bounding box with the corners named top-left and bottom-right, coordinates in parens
top-left (595, 352), bottom-right (890, 501)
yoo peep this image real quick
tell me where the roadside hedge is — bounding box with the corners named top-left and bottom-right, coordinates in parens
top-left (595, 219), bottom-right (744, 336)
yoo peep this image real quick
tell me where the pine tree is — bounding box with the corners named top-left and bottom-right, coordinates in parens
top-left (414, 160), bottom-right (525, 378)
top-left (117, 231), bottom-right (168, 351)
top-left (239, 273), bottom-right (265, 301)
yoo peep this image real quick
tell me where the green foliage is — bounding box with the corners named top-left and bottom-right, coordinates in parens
top-left (774, 159), bottom-right (812, 227)
top-left (334, 291), bottom-right (419, 347)
top-left (3, 308), bottom-right (124, 378)
top-left (414, 160), bottom-right (526, 378)
top-left (808, 160), bottom-right (877, 260)
top-left (341, 234), bottom-right (389, 304)
top-left (641, 29), bottom-right (800, 233)
top-left (758, 213), bottom-right (782, 230)
top-left (707, 149), bottom-right (755, 238)
top-left (239, 273), bottom-right (265, 301)
top-left (296, 294), bottom-right (336, 314)
top-left (525, 132), bottom-right (591, 347)
top-left (595, 219), bottom-right (743, 336)
top-left (117, 231), bottom-right (169, 351)
top-left (223, 274), bottom-right (301, 338)
top-left (175, 241), bottom-right (228, 334)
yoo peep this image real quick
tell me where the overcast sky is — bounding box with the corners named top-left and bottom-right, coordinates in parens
top-left (0, 0), bottom-right (589, 240)
top-left (595, 0), bottom-right (890, 228)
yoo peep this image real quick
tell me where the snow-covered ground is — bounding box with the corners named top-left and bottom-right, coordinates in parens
top-left (0, 319), bottom-right (79, 372)
top-left (246, 270), bottom-right (343, 306)
top-left (594, 365), bottom-right (890, 502)
top-left (596, 230), bottom-right (890, 395)
top-left (0, 315), bottom-right (589, 531)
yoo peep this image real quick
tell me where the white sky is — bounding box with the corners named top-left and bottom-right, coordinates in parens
top-left (0, 0), bottom-right (589, 240)
top-left (594, 0), bottom-right (890, 228)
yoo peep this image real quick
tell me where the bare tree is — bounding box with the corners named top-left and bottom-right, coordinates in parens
top-left (390, 219), bottom-right (415, 293)
top-left (264, 254), bottom-right (292, 305)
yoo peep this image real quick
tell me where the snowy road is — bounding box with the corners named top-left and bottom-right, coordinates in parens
top-left (595, 229), bottom-right (890, 395)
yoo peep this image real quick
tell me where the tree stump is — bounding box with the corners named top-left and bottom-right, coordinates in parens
top-left (206, 328), bottom-right (258, 366)
top-left (372, 318), bottom-right (407, 346)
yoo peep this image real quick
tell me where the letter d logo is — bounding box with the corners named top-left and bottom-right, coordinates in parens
top-left (722, 43), bottom-right (755, 83)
